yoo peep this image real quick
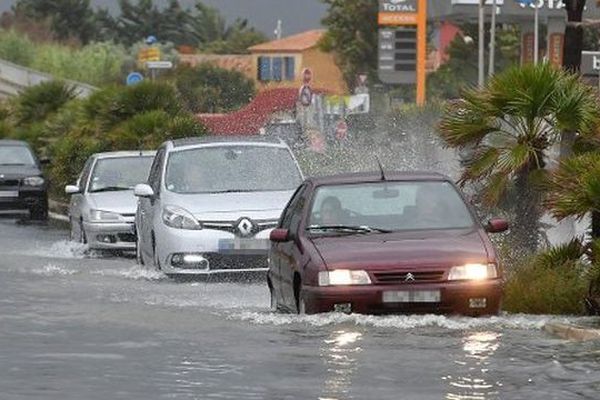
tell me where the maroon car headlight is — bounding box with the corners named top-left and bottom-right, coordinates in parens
top-left (448, 263), bottom-right (498, 281)
top-left (318, 270), bottom-right (372, 286)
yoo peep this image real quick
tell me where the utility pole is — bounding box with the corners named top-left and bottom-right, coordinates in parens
top-left (534, 3), bottom-right (539, 64)
top-left (478, 0), bottom-right (486, 87)
top-left (489, 0), bottom-right (497, 76)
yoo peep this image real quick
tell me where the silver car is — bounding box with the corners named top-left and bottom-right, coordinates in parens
top-left (66, 151), bottom-right (155, 250)
top-left (134, 137), bottom-right (303, 277)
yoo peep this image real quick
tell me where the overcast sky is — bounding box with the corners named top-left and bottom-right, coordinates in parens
top-left (0, 0), bottom-right (328, 37)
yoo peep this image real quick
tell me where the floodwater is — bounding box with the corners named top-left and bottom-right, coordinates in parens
top-left (1, 219), bottom-right (599, 400)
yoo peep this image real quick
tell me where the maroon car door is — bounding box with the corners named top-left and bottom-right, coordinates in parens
top-left (277, 187), bottom-right (309, 311)
top-left (270, 185), bottom-right (306, 308)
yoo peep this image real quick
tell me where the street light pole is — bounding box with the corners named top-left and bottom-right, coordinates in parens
top-left (478, 0), bottom-right (485, 87)
top-left (534, 2), bottom-right (539, 64)
top-left (489, 0), bottom-right (497, 77)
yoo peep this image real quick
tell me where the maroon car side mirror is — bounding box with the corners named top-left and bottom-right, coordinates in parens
top-left (270, 228), bottom-right (290, 242)
top-left (486, 218), bottom-right (509, 233)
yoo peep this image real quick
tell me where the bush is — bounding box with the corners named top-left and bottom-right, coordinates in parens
top-left (16, 81), bottom-right (77, 124)
top-left (45, 81), bottom-right (206, 200)
top-left (168, 64), bottom-right (255, 113)
top-left (106, 110), bottom-right (206, 150)
top-left (49, 129), bottom-right (105, 198)
top-left (0, 29), bottom-right (35, 66)
top-left (503, 241), bottom-right (589, 315)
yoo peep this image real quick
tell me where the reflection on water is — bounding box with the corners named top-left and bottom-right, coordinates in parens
top-left (445, 332), bottom-right (502, 400)
top-left (319, 330), bottom-right (363, 400)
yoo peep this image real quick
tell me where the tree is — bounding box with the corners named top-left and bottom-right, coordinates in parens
top-left (427, 23), bottom-right (520, 100)
top-left (563, 0), bottom-right (586, 73)
top-left (13, 0), bottom-right (99, 44)
top-left (439, 63), bottom-right (599, 254)
top-left (167, 64), bottom-right (255, 113)
top-left (320, 0), bottom-right (378, 89)
top-left (202, 20), bottom-right (267, 54)
top-left (110, 1), bottom-right (265, 51)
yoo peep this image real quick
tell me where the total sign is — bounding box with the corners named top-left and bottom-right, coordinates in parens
top-left (380, 0), bottom-right (418, 12)
top-left (379, 0), bottom-right (419, 24)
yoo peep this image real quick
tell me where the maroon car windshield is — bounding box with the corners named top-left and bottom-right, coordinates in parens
top-left (308, 181), bottom-right (475, 232)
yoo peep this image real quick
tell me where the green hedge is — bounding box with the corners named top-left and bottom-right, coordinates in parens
top-left (0, 30), bottom-right (126, 86)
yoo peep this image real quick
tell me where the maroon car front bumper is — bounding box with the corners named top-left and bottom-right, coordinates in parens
top-left (302, 280), bottom-right (502, 316)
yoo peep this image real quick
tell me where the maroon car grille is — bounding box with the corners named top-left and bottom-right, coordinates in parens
top-left (373, 270), bottom-right (445, 284)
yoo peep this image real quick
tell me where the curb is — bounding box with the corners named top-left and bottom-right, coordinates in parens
top-left (48, 198), bottom-right (69, 223)
top-left (544, 323), bottom-right (600, 341)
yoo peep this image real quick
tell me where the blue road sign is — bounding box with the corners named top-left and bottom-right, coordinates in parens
top-left (145, 35), bottom-right (158, 45)
top-left (126, 72), bottom-right (144, 86)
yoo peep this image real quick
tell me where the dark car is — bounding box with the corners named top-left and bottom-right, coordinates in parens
top-left (267, 171), bottom-right (508, 316)
top-left (0, 140), bottom-right (49, 220)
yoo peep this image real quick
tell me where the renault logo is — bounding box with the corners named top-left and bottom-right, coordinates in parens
top-left (405, 273), bottom-right (415, 282)
top-left (237, 218), bottom-right (254, 237)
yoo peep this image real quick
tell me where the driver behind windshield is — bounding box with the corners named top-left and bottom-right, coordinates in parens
top-left (320, 196), bottom-right (344, 225)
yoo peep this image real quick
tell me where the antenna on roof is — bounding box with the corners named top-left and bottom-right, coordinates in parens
top-left (375, 156), bottom-right (386, 181)
top-left (274, 20), bottom-right (283, 40)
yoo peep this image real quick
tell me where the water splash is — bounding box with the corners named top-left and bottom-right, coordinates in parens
top-left (229, 310), bottom-right (577, 331)
top-left (30, 263), bottom-right (79, 276)
top-left (90, 265), bottom-right (166, 281)
top-left (29, 240), bottom-right (91, 259)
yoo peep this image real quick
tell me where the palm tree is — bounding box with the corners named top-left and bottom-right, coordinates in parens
top-left (439, 63), bottom-right (599, 254)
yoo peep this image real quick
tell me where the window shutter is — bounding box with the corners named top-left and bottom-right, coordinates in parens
top-left (258, 56), bottom-right (272, 81)
top-left (272, 57), bottom-right (283, 81)
top-left (284, 57), bottom-right (295, 81)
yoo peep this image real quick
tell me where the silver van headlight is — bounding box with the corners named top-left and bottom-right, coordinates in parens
top-left (89, 209), bottom-right (123, 222)
top-left (162, 205), bottom-right (202, 230)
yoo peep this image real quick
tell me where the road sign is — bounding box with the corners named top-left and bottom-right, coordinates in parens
top-left (581, 51), bottom-right (600, 76)
top-left (138, 47), bottom-right (161, 64)
top-left (145, 61), bottom-right (173, 69)
top-left (377, 0), bottom-right (427, 105)
top-left (299, 85), bottom-right (313, 107)
top-left (335, 120), bottom-right (348, 140)
top-left (126, 72), bottom-right (144, 86)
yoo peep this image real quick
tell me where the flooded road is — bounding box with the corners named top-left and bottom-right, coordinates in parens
top-left (1, 218), bottom-right (600, 400)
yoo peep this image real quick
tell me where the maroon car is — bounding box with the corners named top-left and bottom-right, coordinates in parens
top-left (267, 172), bottom-right (508, 316)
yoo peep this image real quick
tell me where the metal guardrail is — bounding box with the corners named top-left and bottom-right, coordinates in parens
top-left (0, 58), bottom-right (97, 98)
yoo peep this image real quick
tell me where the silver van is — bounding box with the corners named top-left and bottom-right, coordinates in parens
top-left (134, 137), bottom-right (303, 277)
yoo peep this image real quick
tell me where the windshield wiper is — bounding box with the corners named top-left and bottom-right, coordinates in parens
top-left (0, 163), bottom-right (29, 166)
top-left (307, 225), bottom-right (393, 234)
top-left (90, 186), bottom-right (132, 193)
top-left (209, 189), bottom-right (257, 194)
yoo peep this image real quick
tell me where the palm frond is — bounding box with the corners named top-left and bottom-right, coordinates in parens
top-left (480, 172), bottom-right (510, 207)
top-left (547, 153), bottom-right (600, 219)
top-left (535, 238), bottom-right (585, 270)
